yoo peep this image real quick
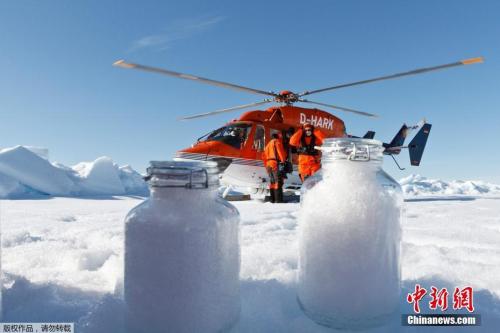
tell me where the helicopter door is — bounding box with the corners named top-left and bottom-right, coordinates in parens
top-left (247, 124), bottom-right (265, 161)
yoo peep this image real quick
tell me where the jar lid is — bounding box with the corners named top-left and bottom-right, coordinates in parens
top-left (146, 161), bottom-right (219, 188)
top-left (319, 138), bottom-right (384, 162)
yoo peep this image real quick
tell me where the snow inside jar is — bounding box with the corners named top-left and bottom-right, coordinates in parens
top-left (297, 138), bottom-right (403, 329)
top-left (124, 161), bottom-right (240, 333)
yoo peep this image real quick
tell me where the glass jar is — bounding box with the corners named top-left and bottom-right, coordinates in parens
top-left (297, 138), bottom-right (402, 329)
top-left (124, 161), bottom-right (240, 333)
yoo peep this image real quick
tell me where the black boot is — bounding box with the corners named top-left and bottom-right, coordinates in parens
top-left (269, 189), bottom-right (276, 203)
top-left (276, 188), bottom-right (284, 203)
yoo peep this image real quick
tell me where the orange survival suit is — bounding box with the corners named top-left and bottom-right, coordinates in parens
top-left (264, 134), bottom-right (287, 203)
top-left (289, 124), bottom-right (325, 182)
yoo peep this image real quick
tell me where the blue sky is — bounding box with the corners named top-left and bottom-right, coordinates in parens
top-left (1, 0), bottom-right (499, 182)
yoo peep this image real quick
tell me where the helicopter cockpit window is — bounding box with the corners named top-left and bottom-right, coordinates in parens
top-left (204, 123), bottom-right (251, 149)
top-left (253, 125), bottom-right (265, 152)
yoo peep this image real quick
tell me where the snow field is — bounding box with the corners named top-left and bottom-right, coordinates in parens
top-left (402, 198), bottom-right (500, 296)
top-left (1, 195), bottom-right (500, 332)
top-left (1, 198), bottom-right (127, 293)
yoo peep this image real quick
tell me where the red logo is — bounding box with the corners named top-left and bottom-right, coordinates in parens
top-left (453, 287), bottom-right (475, 312)
top-left (407, 285), bottom-right (474, 313)
top-left (429, 287), bottom-right (449, 311)
top-left (407, 284), bottom-right (427, 313)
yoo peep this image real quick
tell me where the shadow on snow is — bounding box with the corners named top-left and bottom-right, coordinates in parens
top-left (2, 275), bottom-right (499, 333)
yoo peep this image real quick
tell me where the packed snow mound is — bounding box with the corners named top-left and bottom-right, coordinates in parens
top-left (0, 146), bottom-right (49, 159)
top-left (0, 146), bottom-right (148, 198)
top-left (399, 174), bottom-right (500, 196)
top-left (117, 165), bottom-right (149, 195)
top-left (0, 146), bottom-right (75, 196)
top-left (0, 173), bottom-right (29, 198)
top-left (73, 157), bottom-right (126, 195)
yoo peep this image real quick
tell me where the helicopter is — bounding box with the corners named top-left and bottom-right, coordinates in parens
top-left (113, 57), bottom-right (483, 195)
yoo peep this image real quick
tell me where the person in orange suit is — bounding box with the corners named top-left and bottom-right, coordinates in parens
top-left (289, 123), bottom-right (325, 182)
top-left (264, 133), bottom-right (287, 203)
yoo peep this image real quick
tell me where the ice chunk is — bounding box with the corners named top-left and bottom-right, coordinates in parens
top-left (399, 174), bottom-right (500, 196)
top-left (118, 165), bottom-right (148, 195)
top-left (0, 146), bottom-right (75, 196)
top-left (72, 157), bottom-right (125, 195)
top-left (0, 146), bottom-right (147, 198)
top-left (0, 146), bottom-right (149, 198)
top-left (0, 173), bottom-right (26, 198)
top-left (23, 146), bottom-right (49, 160)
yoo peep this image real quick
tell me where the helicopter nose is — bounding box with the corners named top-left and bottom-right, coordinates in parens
top-left (175, 143), bottom-right (233, 173)
top-left (180, 143), bottom-right (210, 154)
top-left (175, 146), bottom-right (210, 162)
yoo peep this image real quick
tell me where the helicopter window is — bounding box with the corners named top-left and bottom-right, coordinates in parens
top-left (253, 125), bottom-right (265, 152)
top-left (205, 123), bottom-right (251, 149)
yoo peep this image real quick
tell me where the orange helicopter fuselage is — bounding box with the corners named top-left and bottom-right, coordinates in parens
top-left (176, 105), bottom-right (345, 165)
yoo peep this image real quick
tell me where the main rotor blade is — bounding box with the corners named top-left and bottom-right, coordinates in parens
top-left (300, 57), bottom-right (484, 97)
top-left (113, 60), bottom-right (278, 97)
top-left (300, 99), bottom-right (378, 117)
top-left (178, 99), bottom-right (273, 120)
